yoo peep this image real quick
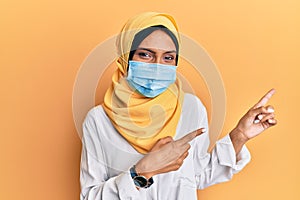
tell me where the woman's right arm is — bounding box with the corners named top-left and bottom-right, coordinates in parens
top-left (80, 111), bottom-right (141, 200)
top-left (80, 108), bottom-right (204, 199)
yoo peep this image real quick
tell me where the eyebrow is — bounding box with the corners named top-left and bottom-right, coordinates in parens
top-left (136, 47), bottom-right (177, 54)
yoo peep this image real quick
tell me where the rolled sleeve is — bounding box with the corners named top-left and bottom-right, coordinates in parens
top-left (215, 134), bottom-right (251, 172)
top-left (194, 134), bottom-right (251, 189)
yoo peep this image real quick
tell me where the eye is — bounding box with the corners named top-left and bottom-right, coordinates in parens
top-left (138, 52), bottom-right (152, 59)
top-left (164, 54), bottom-right (176, 63)
top-left (164, 55), bottom-right (174, 60)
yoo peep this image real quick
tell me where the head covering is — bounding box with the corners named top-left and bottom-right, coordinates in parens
top-left (115, 12), bottom-right (180, 74)
top-left (103, 12), bottom-right (184, 154)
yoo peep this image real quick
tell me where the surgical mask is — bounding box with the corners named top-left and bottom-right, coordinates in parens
top-left (126, 61), bottom-right (177, 98)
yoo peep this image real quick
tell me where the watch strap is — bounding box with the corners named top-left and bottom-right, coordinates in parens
top-left (130, 165), bottom-right (154, 188)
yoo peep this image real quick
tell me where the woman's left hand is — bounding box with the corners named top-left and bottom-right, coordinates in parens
top-left (230, 89), bottom-right (277, 154)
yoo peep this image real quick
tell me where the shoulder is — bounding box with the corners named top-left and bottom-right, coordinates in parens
top-left (83, 105), bottom-right (103, 125)
top-left (182, 93), bottom-right (207, 117)
top-left (82, 105), bottom-right (109, 138)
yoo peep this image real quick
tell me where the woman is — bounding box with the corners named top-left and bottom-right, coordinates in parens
top-left (80, 12), bottom-right (277, 200)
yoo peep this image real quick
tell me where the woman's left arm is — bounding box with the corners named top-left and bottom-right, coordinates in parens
top-left (192, 89), bottom-right (277, 189)
top-left (229, 89), bottom-right (277, 155)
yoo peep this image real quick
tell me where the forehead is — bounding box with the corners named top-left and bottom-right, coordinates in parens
top-left (137, 30), bottom-right (177, 52)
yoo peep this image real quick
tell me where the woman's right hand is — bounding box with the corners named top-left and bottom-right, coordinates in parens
top-left (135, 128), bottom-right (206, 179)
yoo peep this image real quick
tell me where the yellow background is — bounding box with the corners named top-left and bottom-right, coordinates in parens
top-left (1, 0), bottom-right (299, 199)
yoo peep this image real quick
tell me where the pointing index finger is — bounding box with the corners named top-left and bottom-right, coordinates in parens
top-left (176, 128), bottom-right (205, 146)
top-left (253, 88), bottom-right (276, 109)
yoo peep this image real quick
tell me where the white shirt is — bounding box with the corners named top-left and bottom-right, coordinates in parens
top-left (80, 93), bottom-right (251, 200)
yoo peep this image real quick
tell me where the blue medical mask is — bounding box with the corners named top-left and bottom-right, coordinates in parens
top-left (126, 61), bottom-right (177, 98)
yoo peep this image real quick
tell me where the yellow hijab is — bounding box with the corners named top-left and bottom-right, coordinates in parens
top-left (103, 12), bottom-right (184, 154)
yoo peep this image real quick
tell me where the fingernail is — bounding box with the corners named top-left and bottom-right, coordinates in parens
top-left (268, 119), bottom-right (274, 123)
top-left (254, 119), bottom-right (260, 124)
top-left (258, 115), bottom-right (263, 120)
top-left (201, 128), bottom-right (206, 133)
top-left (267, 108), bottom-right (274, 113)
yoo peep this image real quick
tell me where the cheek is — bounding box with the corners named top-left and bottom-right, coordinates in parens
top-left (162, 59), bottom-right (176, 66)
top-left (170, 60), bottom-right (177, 65)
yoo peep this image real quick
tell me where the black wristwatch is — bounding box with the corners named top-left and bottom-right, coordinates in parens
top-left (130, 165), bottom-right (154, 188)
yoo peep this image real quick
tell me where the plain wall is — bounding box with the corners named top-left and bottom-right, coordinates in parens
top-left (1, 0), bottom-right (299, 199)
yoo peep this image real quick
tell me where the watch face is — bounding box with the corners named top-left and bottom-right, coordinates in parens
top-left (133, 176), bottom-right (148, 188)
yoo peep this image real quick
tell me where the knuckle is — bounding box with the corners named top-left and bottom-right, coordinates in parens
top-left (159, 136), bottom-right (172, 143)
top-left (175, 164), bottom-right (181, 169)
top-left (187, 143), bottom-right (191, 149)
top-left (185, 151), bottom-right (189, 157)
top-left (165, 136), bottom-right (173, 141)
top-left (265, 113), bottom-right (274, 119)
top-left (261, 107), bottom-right (268, 113)
top-left (157, 138), bottom-right (163, 143)
top-left (176, 159), bottom-right (183, 165)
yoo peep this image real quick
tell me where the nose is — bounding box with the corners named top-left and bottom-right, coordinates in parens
top-left (153, 54), bottom-right (164, 64)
